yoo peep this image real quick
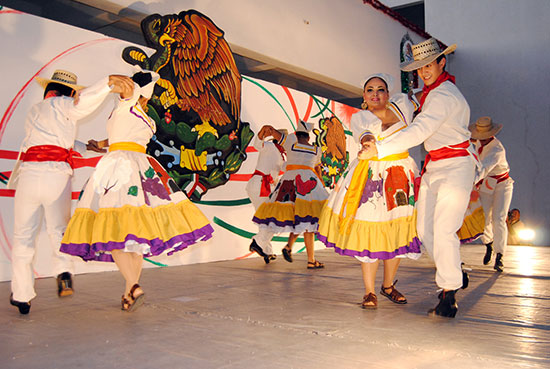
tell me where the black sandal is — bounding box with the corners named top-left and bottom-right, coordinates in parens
top-left (282, 245), bottom-right (293, 263)
top-left (380, 280), bottom-right (407, 304)
top-left (361, 293), bottom-right (378, 309)
top-left (121, 284), bottom-right (145, 312)
top-left (307, 260), bottom-right (324, 269)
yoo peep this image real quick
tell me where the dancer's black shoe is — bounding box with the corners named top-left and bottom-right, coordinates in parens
top-left (263, 254), bottom-right (277, 264)
top-left (57, 272), bottom-right (74, 297)
top-left (494, 253), bottom-right (504, 272)
top-left (462, 269), bottom-right (469, 290)
top-left (483, 242), bottom-right (493, 265)
top-left (428, 290), bottom-right (458, 318)
top-left (249, 239), bottom-right (268, 258)
top-left (10, 294), bottom-right (31, 315)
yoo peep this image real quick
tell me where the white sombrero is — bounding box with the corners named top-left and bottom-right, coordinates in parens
top-left (400, 38), bottom-right (457, 72)
top-left (35, 69), bottom-right (85, 91)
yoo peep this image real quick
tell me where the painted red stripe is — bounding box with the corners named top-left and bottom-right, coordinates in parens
top-left (0, 189), bottom-right (15, 197)
top-left (229, 173), bottom-right (253, 181)
top-left (235, 251), bottom-right (254, 260)
top-left (282, 86), bottom-right (299, 125)
top-left (0, 9), bottom-right (23, 14)
top-left (0, 149), bottom-right (19, 160)
top-left (0, 189), bottom-right (81, 200)
top-left (72, 156), bottom-right (102, 168)
top-left (0, 38), bottom-right (115, 144)
top-left (302, 96), bottom-right (313, 122)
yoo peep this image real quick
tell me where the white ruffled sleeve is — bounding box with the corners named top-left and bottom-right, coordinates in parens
top-left (350, 110), bottom-right (378, 145)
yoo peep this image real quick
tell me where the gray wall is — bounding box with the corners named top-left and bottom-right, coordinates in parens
top-left (425, 0), bottom-right (550, 244)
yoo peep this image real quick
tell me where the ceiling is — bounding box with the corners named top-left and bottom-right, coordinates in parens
top-left (1, 0), bottom-right (363, 107)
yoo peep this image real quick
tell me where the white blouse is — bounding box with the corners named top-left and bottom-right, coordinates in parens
top-left (107, 84), bottom-right (156, 147)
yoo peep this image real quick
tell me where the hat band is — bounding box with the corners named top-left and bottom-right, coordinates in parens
top-left (52, 77), bottom-right (76, 85)
top-left (414, 49), bottom-right (440, 61)
top-left (476, 125), bottom-right (493, 132)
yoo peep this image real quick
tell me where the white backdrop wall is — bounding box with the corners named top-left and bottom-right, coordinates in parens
top-left (83, 0), bottom-right (427, 91)
top-left (425, 0), bottom-right (550, 245)
top-left (0, 9), bottom-right (381, 281)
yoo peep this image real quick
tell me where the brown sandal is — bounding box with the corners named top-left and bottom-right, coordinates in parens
top-left (307, 260), bottom-right (324, 269)
top-left (361, 292), bottom-right (378, 309)
top-left (380, 280), bottom-right (407, 304)
top-left (121, 284), bottom-right (145, 312)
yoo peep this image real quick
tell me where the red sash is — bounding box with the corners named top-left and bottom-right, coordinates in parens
top-left (421, 140), bottom-right (471, 176)
top-left (252, 170), bottom-right (274, 197)
top-left (21, 145), bottom-right (82, 169)
top-left (490, 171), bottom-right (510, 183)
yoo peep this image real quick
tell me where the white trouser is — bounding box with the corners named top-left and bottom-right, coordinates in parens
top-left (11, 169), bottom-right (75, 302)
top-left (247, 177), bottom-right (276, 254)
top-left (252, 228), bottom-right (277, 255)
top-left (417, 157), bottom-right (475, 290)
top-left (479, 179), bottom-right (514, 255)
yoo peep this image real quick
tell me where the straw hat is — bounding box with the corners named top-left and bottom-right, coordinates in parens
top-left (296, 120), bottom-right (314, 133)
top-left (469, 116), bottom-right (502, 140)
top-left (35, 70), bottom-right (85, 91)
top-left (400, 38), bottom-right (457, 72)
top-left (361, 73), bottom-right (394, 92)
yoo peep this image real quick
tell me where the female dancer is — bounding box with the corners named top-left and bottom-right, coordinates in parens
top-left (317, 73), bottom-right (421, 308)
top-left (60, 70), bottom-right (214, 311)
top-left (252, 121), bottom-right (328, 269)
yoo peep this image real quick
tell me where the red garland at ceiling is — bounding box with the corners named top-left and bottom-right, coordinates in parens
top-left (363, 0), bottom-right (448, 49)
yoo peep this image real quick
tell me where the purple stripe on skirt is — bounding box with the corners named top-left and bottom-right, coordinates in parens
top-left (317, 233), bottom-right (422, 260)
top-left (460, 232), bottom-right (483, 244)
top-left (60, 224), bottom-right (214, 262)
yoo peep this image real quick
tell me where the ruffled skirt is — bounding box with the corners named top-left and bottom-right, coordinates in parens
top-left (252, 168), bottom-right (328, 234)
top-left (457, 188), bottom-right (485, 243)
top-left (60, 150), bottom-right (213, 262)
top-left (317, 158), bottom-right (421, 262)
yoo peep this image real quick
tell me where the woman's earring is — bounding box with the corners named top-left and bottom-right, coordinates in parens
top-left (361, 101), bottom-right (368, 110)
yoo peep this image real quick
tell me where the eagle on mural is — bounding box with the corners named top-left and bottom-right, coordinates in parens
top-left (122, 10), bottom-right (253, 200)
top-left (313, 116), bottom-right (348, 189)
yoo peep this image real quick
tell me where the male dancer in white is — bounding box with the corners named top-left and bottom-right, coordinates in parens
top-left (246, 131), bottom-right (286, 263)
top-left (469, 116), bottom-right (513, 272)
top-left (8, 70), bottom-right (133, 314)
top-left (361, 38), bottom-right (477, 318)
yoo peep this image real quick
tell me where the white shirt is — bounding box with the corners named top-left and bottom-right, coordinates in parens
top-left (251, 136), bottom-right (285, 180)
top-left (474, 138), bottom-right (510, 179)
top-left (376, 81), bottom-right (471, 158)
top-left (11, 77), bottom-right (112, 183)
